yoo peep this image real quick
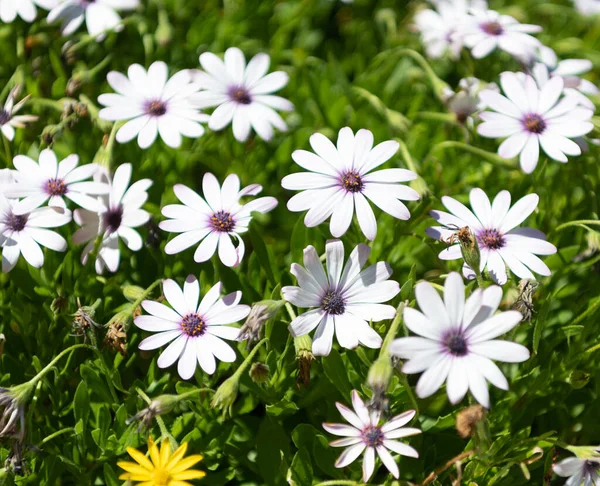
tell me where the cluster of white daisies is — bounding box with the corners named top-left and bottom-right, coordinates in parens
top-left (1, 0), bottom-right (598, 483)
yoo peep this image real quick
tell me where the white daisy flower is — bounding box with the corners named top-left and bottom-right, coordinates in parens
top-left (159, 173), bottom-right (277, 268)
top-left (191, 47), bottom-right (294, 142)
top-left (389, 272), bottom-right (530, 408)
top-left (530, 60), bottom-right (598, 111)
top-left (283, 240), bottom-right (399, 356)
top-left (459, 9), bottom-right (542, 59)
top-left (0, 86), bottom-right (38, 141)
top-left (0, 0), bottom-right (56, 23)
top-left (554, 456), bottom-right (600, 485)
top-left (72, 163), bottom-right (152, 274)
top-left (98, 61), bottom-right (208, 149)
top-left (6, 149), bottom-right (109, 215)
top-left (282, 127), bottom-right (419, 241)
top-left (47, 0), bottom-right (139, 40)
top-left (477, 72), bottom-right (594, 173)
top-left (443, 77), bottom-right (499, 126)
top-left (323, 390), bottom-right (420, 483)
top-left (0, 198), bottom-right (71, 273)
top-left (135, 276), bottom-right (250, 380)
top-left (572, 0), bottom-right (600, 15)
top-left (426, 188), bottom-right (557, 285)
top-left (414, 0), bottom-right (487, 59)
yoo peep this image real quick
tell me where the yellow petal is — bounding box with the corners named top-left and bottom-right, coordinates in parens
top-left (137, 481), bottom-right (156, 486)
top-left (117, 461), bottom-right (153, 476)
top-left (165, 443), bottom-right (188, 470)
top-left (160, 439), bottom-right (172, 467)
top-left (118, 473), bottom-right (131, 480)
top-left (168, 481), bottom-right (194, 486)
top-left (128, 473), bottom-right (159, 481)
top-left (172, 469), bottom-right (206, 480)
top-left (149, 438), bottom-right (161, 467)
top-left (170, 455), bottom-right (204, 474)
top-left (125, 449), bottom-right (154, 471)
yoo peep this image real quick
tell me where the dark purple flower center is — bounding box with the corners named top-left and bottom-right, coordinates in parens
top-left (444, 330), bottom-right (469, 357)
top-left (341, 170), bottom-right (363, 193)
top-left (103, 206), bottom-right (123, 233)
top-left (45, 178), bottom-right (68, 196)
top-left (477, 228), bottom-right (505, 250)
top-left (145, 100), bottom-right (167, 117)
top-left (481, 22), bottom-right (504, 36)
top-left (361, 425), bottom-right (384, 447)
top-left (181, 313), bottom-right (206, 337)
top-left (5, 212), bottom-right (27, 232)
top-left (0, 109), bottom-right (11, 125)
top-left (522, 114), bottom-right (546, 134)
top-left (228, 86), bottom-right (252, 105)
top-left (321, 290), bottom-right (345, 315)
top-left (210, 211), bottom-right (235, 232)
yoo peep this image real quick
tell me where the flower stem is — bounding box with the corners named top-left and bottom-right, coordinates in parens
top-left (421, 449), bottom-right (475, 485)
top-left (233, 338), bottom-right (268, 380)
top-left (381, 301), bottom-right (406, 356)
top-left (41, 427), bottom-right (75, 445)
top-left (315, 481), bottom-right (359, 486)
top-left (554, 219), bottom-right (600, 232)
top-left (136, 387), bottom-right (177, 449)
top-left (424, 140), bottom-right (515, 168)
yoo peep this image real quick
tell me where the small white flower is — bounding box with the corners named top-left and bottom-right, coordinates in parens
top-left (47, 0), bottom-right (139, 39)
top-left (444, 77), bottom-right (499, 126)
top-left (283, 240), bottom-right (399, 356)
top-left (0, 198), bottom-right (71, 273)
top-left (572, 0), bottom-right (600, 15)
top-left (0, 0), bottom-right (56, 23)
top-left (323, 390), bottom-right (420, 482)
top-left (191, 47), bottom-right (293, 142)
top-left (282, 127), bottom-right (419, 241)
top-left (0, 86), bottom-right (38, 141)
top-left (459, 9), bottom-right (542, 59)
top-left (553, 456), bottom-right (600, 485)
top-left (530, 60), bottom-right (598, 111)
top-left (390, 272), bottom-right (530, 407)
top-left (135, 275), bottom-right (250, 380)
top-left (98, 61), bottom-right (208, 149)
top-left (72, 163), bottom-right (152, 274)
top-left (477, 71), bottom-right (594, 173)
top-left (414, 0), bottom-right (487, 59)
top-left (426, 188), bottom-right (557, 285)
top-left (160, 173), bottom-right (277, 268)
top-left (6, 149), bottom-right (109, 214)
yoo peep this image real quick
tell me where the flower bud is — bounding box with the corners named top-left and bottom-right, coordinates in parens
top-left (456, 227), bottom-right (481, 277)
top-left (105, 310), bottom-right (130, 355)
top-left (514, 279), bottom-right (538, 322)
top-left (123, 285), bottom-right (145, 303)
top-left (294, 335), bottom-right (314, 389)
top-left (211, 376), bottom-right (239, 418)
top-left (155, 10), bottom-right (173, 47)
top-left (366, 357), bottom-right (393, 412)
top-left (250, 362), bottom-right (269, 384)
top-left (238, 300), bottom-right (283, 348)
top-left (127, 394), bottom-right (180, 428)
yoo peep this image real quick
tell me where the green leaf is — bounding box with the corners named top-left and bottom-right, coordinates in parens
top-left (73, 381), bottom-right (90, 427)
top-left (266, 398), bottom-right (299, 417)
top-left (249, 225), bottom-right (276, 286)
top-left (289, 449), bottom-right (313, 486)
top-left (323, 349), bottom-right (353, 399)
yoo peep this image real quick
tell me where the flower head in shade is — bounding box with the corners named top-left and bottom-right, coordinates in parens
top-left (426, 188), bottom-right (557, 285)
top-left (283, 240), bottom-right (399, 356)
top-left (443, 77), bottom-right (499, 126)
top-left (0, 0), bottom-right (56, 23)
top-left (0, 200), bottom-right (71, 273)
top-left (530, 60), bottom-right (598, 111)
top-left (460, 9), bottom-right (542, 59)
top-left (414, 0), bottom-right (487, 59)
top-left (7, 149), bottom-right (109, 214)
top-left (72, 163), bottom-right (152, 274)
top-left (0, 86), bottom-right (37, 140)
top-left (159, 173), bottom-right (277, 268)
top-left (134, 276), bottom-right (250, 380)
top-left (98, 61), bottom-right (208, 149)
top-left (389, 272), bottom-right (530, 407)
top-left (47, 0), bottom-right (139, 39)
top-left (573, 0), bottom-right (600, 15)
top-left (553, 456), bottom-right (600, 486)
top-left (477, 72), bottom-right (594, 173)
top-left (282, 128), bottom-right (419, 241)
top-left (191, 47), bottom-right (293, 142)
top-left (323, 390), bottom-right (420, 482)
top-left (118, 437), bottom-right (205, 485)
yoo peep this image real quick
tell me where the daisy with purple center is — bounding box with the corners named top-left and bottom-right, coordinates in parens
top-left (323, 390), bottom-right (420, 482)
top-left (98, 61), bottom-right (209, 149)
top-left (72, 163), bottom-right (152, 274)
top-left (6, 149), bottom-right (109, 215)
top-left (426, 188), bottom-right (557, 285)
top-left (477, 72), bottom-right (594, 173)
top-left (134, 276), bottom-right (250, 380)
top-left (191, 47), bottom-right (293, 142)
top-left (159, 173), bottom-right (277, 268)
top-left (389, 272), bottom-right (530, 407)
top-left (459, 8), bottom-right (542, 59)
top-left (0, 86), bottom-right (37, 141)
top-left (554, 454), bottom-right (600, 485)
top-left (282, 127), bottom-right (419, 241)
top-left (283, 240), bottom-right (399, 356)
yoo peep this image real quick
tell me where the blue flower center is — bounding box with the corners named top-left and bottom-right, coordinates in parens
top-left (45, 178), bottom-right (68, 196)
top-left (181, 313), bottom-right (206, 337)
top-left (341, 170), bottom-right (363, 193)
top-left (477, 228), bottom-right (505, 250)
top-left (444, 330), bottom-right (469, 357)
top-left (361, 425), bottom-right (384, 447)
top-left (321, 291), bottom-right (345, 315)
top-left (211, 211), bottom-right (235, 232)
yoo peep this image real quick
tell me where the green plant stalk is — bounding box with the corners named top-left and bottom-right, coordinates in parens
top-left (136, 387), bottom-right (177, 449)
top-left (555, 220), bottom-right (600, 232)
top-left (425, 140), bottom-right (515, 168)
top-left (41, 427), bottom-right (75, 445)
top-left (232, 338), bottom-right (269, 381)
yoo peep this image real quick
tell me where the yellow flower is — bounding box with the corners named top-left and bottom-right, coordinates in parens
top-left (118, 437), bottom-right (206, 486)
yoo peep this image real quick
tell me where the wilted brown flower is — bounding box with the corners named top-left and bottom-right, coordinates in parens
top-left (456, 405), bottom-right (485, 438)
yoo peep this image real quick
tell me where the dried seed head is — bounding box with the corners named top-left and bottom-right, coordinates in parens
top-left (250, 362), bottom-right (270, 384)
top-left (456, 405), bottom-right (485, 438)
top-left (238, 300), bottom-right (283, 348)
top-left (514, 279), bottom-right (538, 322)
